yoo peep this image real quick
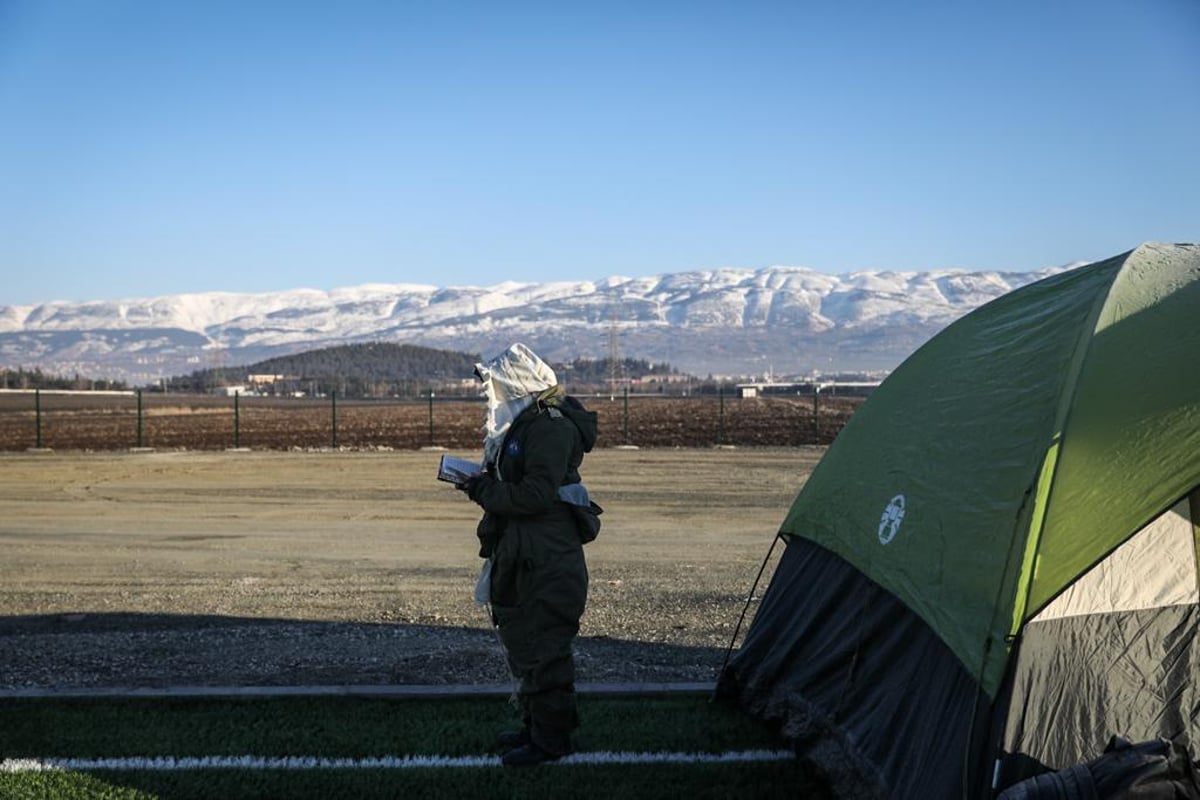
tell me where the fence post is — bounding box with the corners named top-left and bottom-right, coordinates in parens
top-left (326, 393), bottom-right (336, 450)
top-left (428, 388), bottom-right (436, 447)
top-left (35, 388), bottom-right (43, 449)
top-left (622, 386), bottom-right (630, 444)
top-left (233, 391), bottom-right (241, 448)
top-left (717, 386), bottom-right (725, 445)
top-left (136, 389), bottom-right (144, 448)
top-left (812, 387), bottom-right (821, 443)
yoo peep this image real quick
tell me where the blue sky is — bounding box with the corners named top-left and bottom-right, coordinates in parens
top-left (2, 0), bottom-right (1197, 305)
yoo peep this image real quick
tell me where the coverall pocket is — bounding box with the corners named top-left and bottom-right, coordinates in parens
top-left (488, 524), bottom-right (528, 608)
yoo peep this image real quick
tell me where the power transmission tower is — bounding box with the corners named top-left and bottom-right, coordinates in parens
top-left (207, 343), bottom-right (226, 393)
top-left (607, 298), bottom-right (624, 400)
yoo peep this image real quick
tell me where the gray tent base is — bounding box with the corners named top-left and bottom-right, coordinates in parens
top-left (719, 536), bottom-right (1200, 798)
top-left (718, 537), bottom-right (985, 799)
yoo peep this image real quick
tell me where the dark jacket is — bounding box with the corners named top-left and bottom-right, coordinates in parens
top-left (473, 396), bottom-right (598, 515)
top-left (469, 396), bottom-right (597, 605)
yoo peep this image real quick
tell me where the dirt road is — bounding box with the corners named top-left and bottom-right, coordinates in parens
top-left (0, 448), bottom-right (821, 689)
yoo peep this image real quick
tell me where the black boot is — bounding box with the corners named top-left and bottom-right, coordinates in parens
top-left (495, 728), bottom-right (531, 751)
top-left (501, 742), bottom-right (564, 768)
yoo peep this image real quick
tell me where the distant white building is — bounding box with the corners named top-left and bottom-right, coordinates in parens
top-left (214, 385), bottom-right (248, 397)
top-left (247, 374), bottom-right (287, 385)
top-left (736, 381), bottom-right (881, 399)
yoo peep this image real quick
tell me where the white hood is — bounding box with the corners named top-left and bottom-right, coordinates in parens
top-left (475, 343), bottom-right (558, 468)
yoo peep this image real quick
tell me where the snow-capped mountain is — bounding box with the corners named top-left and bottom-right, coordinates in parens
top-left (0, 265), bottom-right (1068, 382)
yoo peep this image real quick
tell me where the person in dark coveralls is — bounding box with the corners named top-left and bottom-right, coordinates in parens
top-left (459, 343), bottom-right (600, 768)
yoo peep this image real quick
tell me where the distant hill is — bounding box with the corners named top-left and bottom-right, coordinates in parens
top-left (160, 342), bottom-right (680, 398)
top-left (163, 342), bottom-right (479, 397)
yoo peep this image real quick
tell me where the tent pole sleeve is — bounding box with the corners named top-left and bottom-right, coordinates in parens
top-left (1009, 438), bottom-right (1060, 635)
top-left (1009, 272), bottom-right (1115, 633)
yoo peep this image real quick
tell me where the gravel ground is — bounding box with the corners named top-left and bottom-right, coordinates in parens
top-left (0, 448), bottom-right (812, 690)
top-left (0, 613), bottom-right (738, 690)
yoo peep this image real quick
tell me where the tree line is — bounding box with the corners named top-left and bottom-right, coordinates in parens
top-left (157, 342), bottom-right (684, 398)
top-left (558, 356), bottom-right (676, 384)
top-left (0, 367), bottom-right (128, 392)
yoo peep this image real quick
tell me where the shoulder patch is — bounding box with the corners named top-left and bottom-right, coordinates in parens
top-left (547, 407), bottom-right (563, 420)
top-left (505, 439), bottom-right (521, 458)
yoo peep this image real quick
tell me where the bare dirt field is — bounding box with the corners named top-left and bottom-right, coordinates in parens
top-left (0, 447), bottom-right (822, 690)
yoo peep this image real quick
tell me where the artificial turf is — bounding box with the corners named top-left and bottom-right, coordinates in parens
top-left (0, 694), bottom-right (831, 799)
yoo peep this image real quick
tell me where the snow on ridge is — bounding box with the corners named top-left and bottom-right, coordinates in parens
top-left (0, 265), bottom-right (1062, 337)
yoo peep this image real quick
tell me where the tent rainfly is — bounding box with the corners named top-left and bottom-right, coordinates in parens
top-left (718, 242), bottom-right (1200, 798)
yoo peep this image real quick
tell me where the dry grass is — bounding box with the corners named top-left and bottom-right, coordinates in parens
top-left (0, 447), bottom-right (820, 688)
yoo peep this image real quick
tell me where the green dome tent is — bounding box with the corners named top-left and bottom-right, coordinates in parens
top-left (719, 242), bottom-right (1200, 798)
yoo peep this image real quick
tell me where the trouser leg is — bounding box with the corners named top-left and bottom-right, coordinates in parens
top-left (523, 627), bottom-right (578, 756)
top-left (497, 606), bottom-right (580, 756)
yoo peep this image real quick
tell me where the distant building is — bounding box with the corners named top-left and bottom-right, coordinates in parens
top-left (214, 384), bottom-right (248, 397)
top-left (247, 373), bottom-right (288, 385)
top-left (736, 381), bottom-right (881, 399)
top-left (244, 374), bottom-right (303, 395)
top-left (631, 373), bottom-right (691, 385)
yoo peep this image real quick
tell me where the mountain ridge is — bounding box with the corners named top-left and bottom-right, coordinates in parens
top-left (0, 264), bottom-right (1073, 382)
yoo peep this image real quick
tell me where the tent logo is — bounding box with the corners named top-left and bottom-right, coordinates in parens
top-left (878, 494), bottom-right (906, 545)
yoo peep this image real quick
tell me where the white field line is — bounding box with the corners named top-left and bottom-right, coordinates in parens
top-left (2, 750), bottom-right (793, 772)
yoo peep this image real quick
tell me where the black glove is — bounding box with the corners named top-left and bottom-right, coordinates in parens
top-left (461, 474), bottom-right (489, 503)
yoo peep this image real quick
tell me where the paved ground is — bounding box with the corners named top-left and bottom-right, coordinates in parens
top-left (0, 447), bottom-right (821, 689)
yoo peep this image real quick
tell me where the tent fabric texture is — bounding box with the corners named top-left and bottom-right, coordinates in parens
top-left (717, 242), bottom-right (1200, 799)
